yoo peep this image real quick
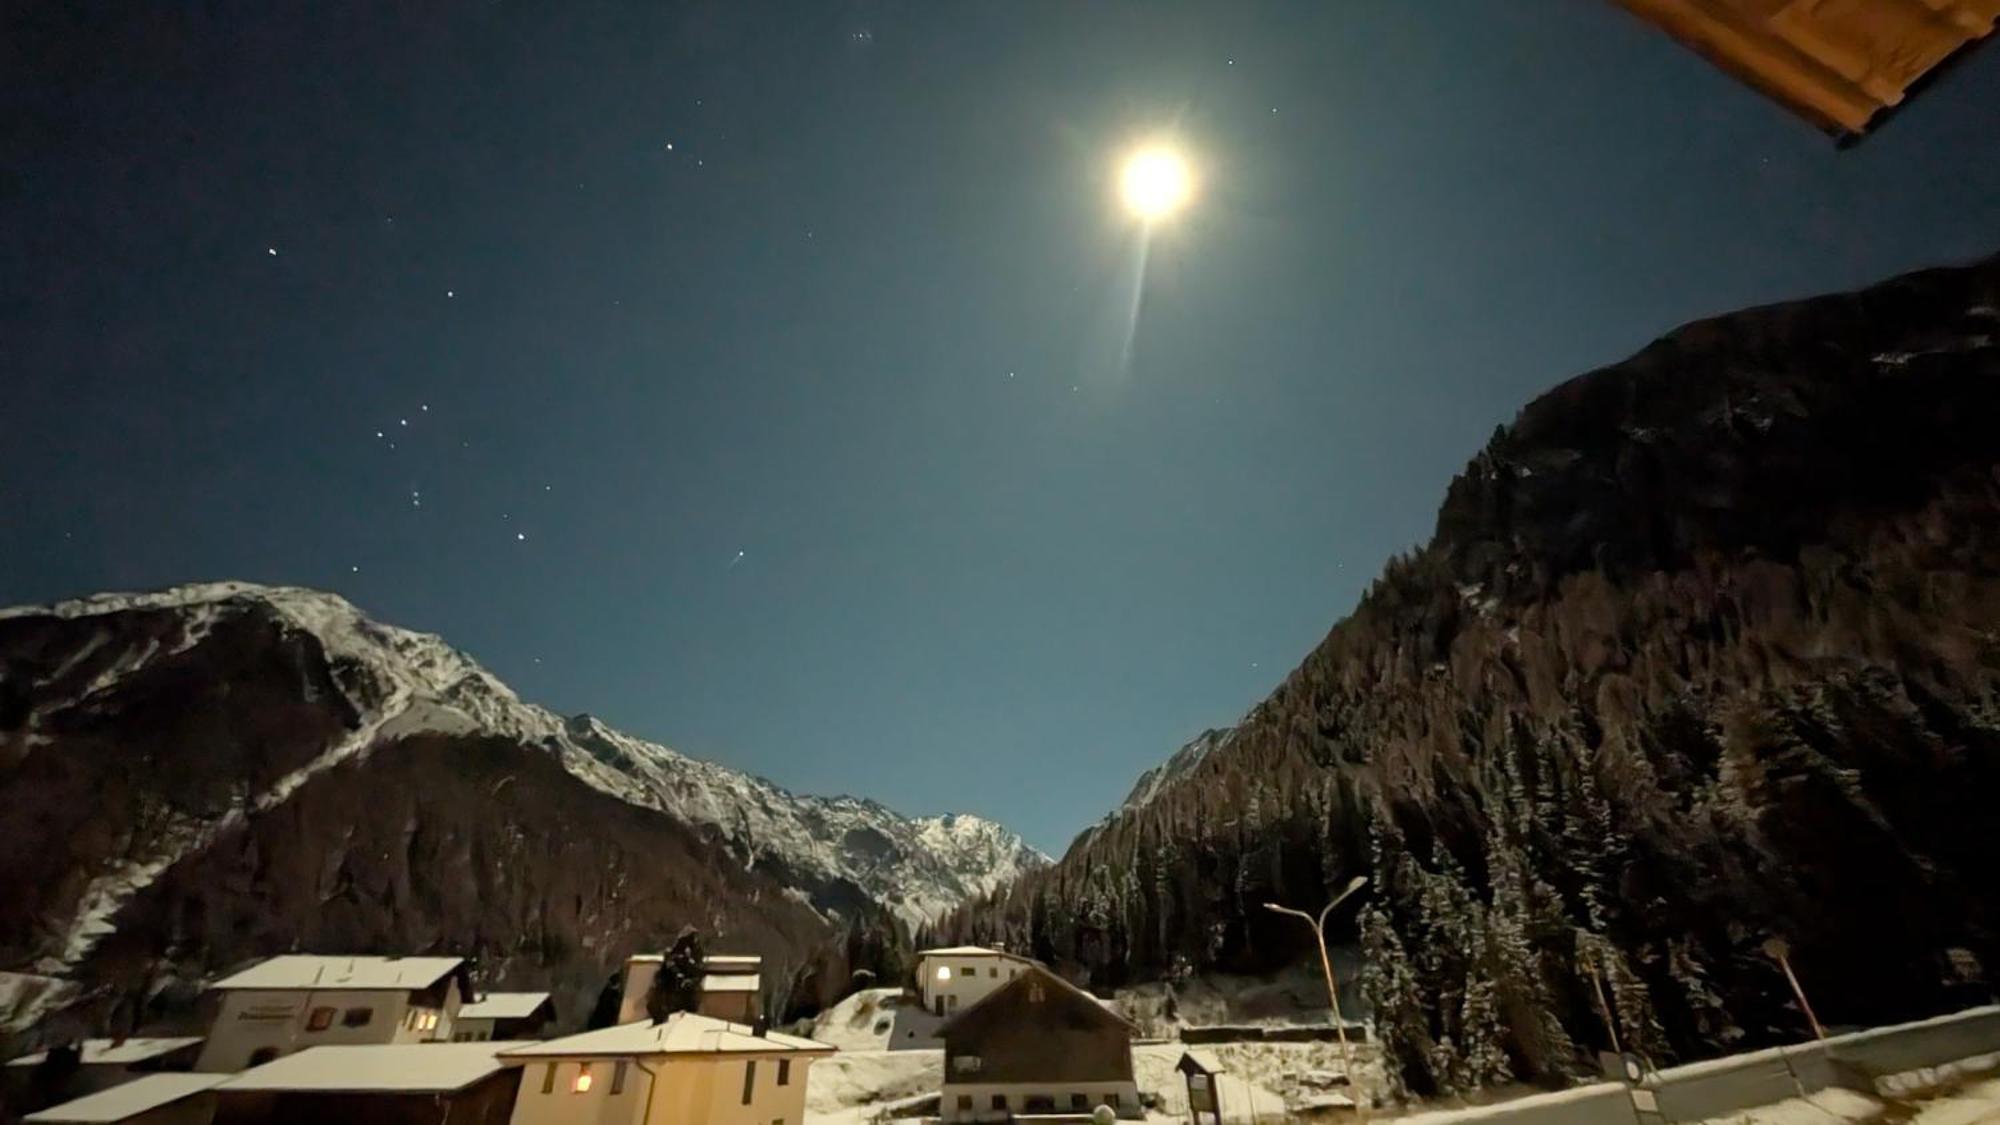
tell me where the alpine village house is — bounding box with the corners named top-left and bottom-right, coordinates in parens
top-left (939, 962), bottom-right (1142, 1123)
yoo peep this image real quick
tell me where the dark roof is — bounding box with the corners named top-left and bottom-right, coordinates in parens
top-left (936, 963), bottom-right (1136, 1038)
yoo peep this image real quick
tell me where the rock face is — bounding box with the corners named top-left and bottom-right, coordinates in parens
top-left (938, 256), bottom-right (2000, 1094)
top-left (0, 584), bottom-right (1041, 1046)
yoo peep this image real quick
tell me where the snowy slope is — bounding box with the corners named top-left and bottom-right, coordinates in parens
top-left (2, 582), bottom-right (1046, 940)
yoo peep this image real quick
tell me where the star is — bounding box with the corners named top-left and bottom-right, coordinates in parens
top-left (350, 565), bottom-right (360, 573)
top-left (399, 418), bottom-right (408, 426)
top-left (665, 142), bottom-right (675, 151)
top-left (515, 531), bottom-right (527, 542)
top-left (420, 404), bottom-right (429, 412)
top-left (446, 290), bottom-right (455, 298)
top-left (267, 247), bottom-right (278, 256)
top-left (375, 431), bottom-right (384, 439)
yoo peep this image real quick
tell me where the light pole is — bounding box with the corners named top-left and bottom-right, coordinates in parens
top-left (1265, 875), bottom-right (1370, 1097)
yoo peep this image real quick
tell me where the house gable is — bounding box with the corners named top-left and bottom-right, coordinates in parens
top-left (941, 967), bottom-right (1134, 1086)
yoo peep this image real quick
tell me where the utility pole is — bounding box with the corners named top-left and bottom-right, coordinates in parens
top-left (1264, 875), bottom-right (1369, 1101)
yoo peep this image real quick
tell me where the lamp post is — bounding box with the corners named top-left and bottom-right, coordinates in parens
top-left (1264, 875), bottom-right (1370, 1097)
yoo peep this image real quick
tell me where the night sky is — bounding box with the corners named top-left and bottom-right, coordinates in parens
top-left (6, 3), bottom-right (1998, 853)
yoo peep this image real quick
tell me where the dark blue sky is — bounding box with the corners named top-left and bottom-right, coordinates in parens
top-left (5, 3), bottom-right (1997, 852)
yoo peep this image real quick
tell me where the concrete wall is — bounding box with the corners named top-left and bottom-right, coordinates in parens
top-left (1392, 1084), bottom-right (1640, 1125)
top-left (939, 1080), bottom-right (1141, 1123)
top-left (1645, 1004), bottom-right (2000, 1121)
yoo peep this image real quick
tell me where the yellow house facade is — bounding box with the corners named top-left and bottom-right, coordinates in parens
top-left (498, 1011), bottom-right (833, 1125)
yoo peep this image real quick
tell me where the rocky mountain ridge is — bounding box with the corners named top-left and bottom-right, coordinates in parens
top-left (0, 582), bottom-right (1042, 1042)
top-left (939, 254), bottom-right (2000, 1094)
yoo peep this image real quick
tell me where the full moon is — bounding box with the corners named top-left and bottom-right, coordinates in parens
top-left (1120, 146), bottom-right (1193, 221)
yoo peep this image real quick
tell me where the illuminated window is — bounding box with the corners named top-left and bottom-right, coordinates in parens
top-left (611, 1062), bottom-right (627, 1094)
top-left (935, 966), bottom-right (951, 982)
top-left (306, 1007), bottom-right (334, 1031)
top-left (573, 1063), bottom-right (593, 1093)
top-left (342, 1007), bottom-right (373, 1028)
top-left (1028, 981), bottom-right (1045, 1003)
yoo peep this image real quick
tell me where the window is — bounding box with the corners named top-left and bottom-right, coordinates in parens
top-left (1028, 981), bottom-right (1046, 1003)
top-left (1071, 1094), bottom-right (1088, 1110)
top-left (573, 1063), bottom-right (593, 1093)
top-left (961, 965), bottom-right (978, 978)
top-left (1107, 1093), bottom-right (1122, 1109)
top-left (541, 1063), bottom-right (556, 1094)
top-left (741, 1060), bottom-right (757, 1104)
top-left (956, 1095), bottom-right (973, 1110)
top-left (947, 994), bottom-right (958, 1012)
top-left (306, 1007), bottom-right (334, 1031)
top-left (990, 1094), bottom-right (1008, 1111)
top-left (1025, 1094), bottom-right (1056, 1112)
top-left (952, 1055), bottom-right (982, 1074)
top-left (777, 1058), bottom-right (791, 1086)
top-left (247, 1047), bottom-right (280, 1067)
top-left (611, 1061), bottom-right (627, 1095)
top-left (342, 1007), bottom-right (373, 1028)
top-left (935, 966), bottom-right (951, 982)
top-left (988, 967), bottom-right (998, 978)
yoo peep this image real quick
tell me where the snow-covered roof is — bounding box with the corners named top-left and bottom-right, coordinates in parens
top-left (7, 1037), bottom-right (203, 1068)
top-left (498, 1012), bottom-right (833, 1059)
top-left (218, 1042), bottom-right (530, 1094)
top-left (938, 963), bottom-right (1137, 1036)
top-left (918, 945), bottom-right (1031, 960)
top-left (702, 954), bottom-right (762, 969)
top-left (700, 973), bottom-right (761, 994)
top-left (24, 1073), bottom-right (224, 1122)
top-left (210, 955), bottom-right (465, 992)
top-left (458, 992), bottom-right (552, 1021)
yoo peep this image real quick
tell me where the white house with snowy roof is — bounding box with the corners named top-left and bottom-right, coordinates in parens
top-left (192, 955), bottom-right (472, 1072)
top-left (615, 953), bottom-right (764, 1025)
top-left (497, 1011), bottom-right (833, 1125)
top-left (916, 946), bottom-right (1038, 1018)
top-left (452, 993), bottom-right (555, 1042)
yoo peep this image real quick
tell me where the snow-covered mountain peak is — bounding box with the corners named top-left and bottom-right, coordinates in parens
top-left (5, 582), bottom-right (1044, 930)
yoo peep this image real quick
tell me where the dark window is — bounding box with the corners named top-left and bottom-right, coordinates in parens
top-left (342, 1007), bottom-right (373, 1027)
top-left (991, 1094), bottom-right (1008, 1111)
top-left (611, 1061), bottom-right (628, 1094)
top-left (962, 966), bottom-right (978, 977)
top-left (247, 1047), bottom-right (280, 1067)
top-left (957, 1095), bottom-right (973, 1110)
top-left (988, 967), bottom-right (998, 978)
top-left (1025, 1094), bottom-right (1056, 1112)
top-left (1108, 1093), bottom-right (1122, 1109)
top-left (777, 1058), bottom-right (791, 1086)
top-left (1071, 1094), bottom-right (1089, 1110)
top-left (541, 1063), bottom-right (556, 1094)
top-left (1028, 981), bottom-right (1046, 1003)
top-left (741, 1060), bottom-right (757, 1104)
top-left (306, 1007), bottom-right (334, 1031)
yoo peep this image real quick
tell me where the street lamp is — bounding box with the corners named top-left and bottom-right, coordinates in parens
top-left (1265, 875), bottom-right (1370, 1096)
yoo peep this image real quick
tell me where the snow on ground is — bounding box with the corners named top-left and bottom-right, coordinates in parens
top-left (809, 989), bottom-right (944, 1052)
top-left (805, 1048), bottom-right (941, 1124)
top-left (1136, 1039), bottom-right (1387, 1117)
top-left (1116, 960), bottom-right (1365, 1038)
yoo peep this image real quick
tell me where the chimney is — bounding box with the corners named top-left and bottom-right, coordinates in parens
top-left (752, 1016), bottom-right (770, 1038)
